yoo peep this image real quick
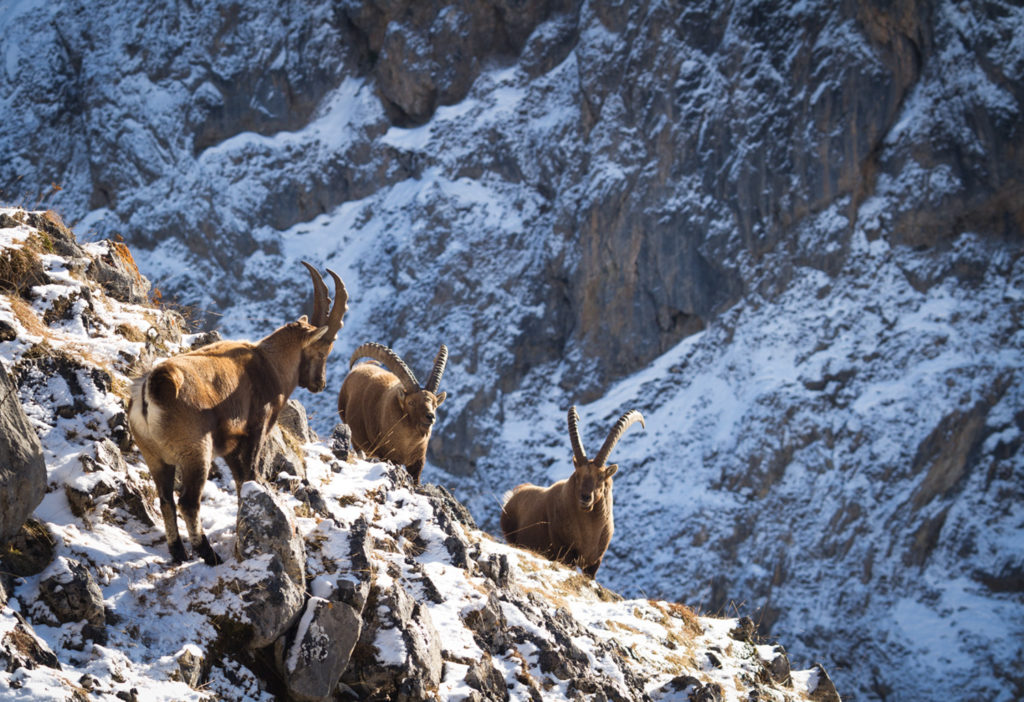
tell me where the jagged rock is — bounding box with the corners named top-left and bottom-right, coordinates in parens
top-left (260, 423), bottom-right (307, 482)
top-left (465, 654), bottom-right (509, 702)
top-left (107, 411), bottom-right (133, 453)
top-left (0, 366), bottom-right (46, 544)
top-left (476, 552), bottom-right (512, 588)
top-left (336, 574), bottom-right (371, 614)
top-left (64, 474), bottom-right (117, 519)
top-left (0, 610), bottom-right (61, 672)
top-left (213, 554), bottom-right (306, 651)
top-left (276, 596), bottom-right (362, 702)
top-left (762, 645), bottom-right (792, 686)
top-left (85, 239), bottom-right (150, 304)
top-left (0, 517), bottom-right (55, 577)
top-left (188, 330), bottom-right (221, 349)
top-left (80, 438), bottom-right (127, 473)
top-left (0, 571), bottom-right (10, 608)
top-left (807, 663), bottom-right (841, 702)
top-left (108, 474), bottom-right (160, 528)
top-left (173, 644), bottom-right (206, 688)
top-left (729, 616), bottom-right (756, 642)
top-left (23, 210), bottom-right (85, 262)
top-left (37, 557), bottom-right (106, 630)
top-left (235, 481), bottom-right (306, 591)
top-left (343, 580), bottom-right (443, 699)
top-left (278, 399), bottom-right (313, 445)
top-left (292, 483), bottom-right (331, 521)
top-left (463, 591), bottom-right (510, 654)
top-left (330, 423), bottom-right (352, 462)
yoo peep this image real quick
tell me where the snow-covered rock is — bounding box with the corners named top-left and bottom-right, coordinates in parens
top-left (0, 208), bottom-right (835, 700)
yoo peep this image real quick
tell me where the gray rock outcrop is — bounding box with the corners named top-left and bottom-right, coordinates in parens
top-left (0, 366), bottom-right (46, 544)
top-left (276, 596), bottom-right (362, 702)
top-left (235, 481), bottom-right (306, 590)
top-left (37, 556), bottom-right (107, 646)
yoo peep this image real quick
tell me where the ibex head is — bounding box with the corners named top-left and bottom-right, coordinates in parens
top-left (350, 342), bottom-right (448, 429)
top-left (568, 406), bottom-right (645, 511)
top-left (298, 261), bottom-right (348, 393)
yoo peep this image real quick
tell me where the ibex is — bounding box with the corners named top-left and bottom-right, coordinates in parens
top-left (337, 342), bottom-right (448, 484)
top-left (500, 406), bottom-right (644, 577)
top-left (128, 262), bottom-right (347, 565)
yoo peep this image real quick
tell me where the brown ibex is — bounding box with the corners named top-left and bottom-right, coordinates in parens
top-left (337, 342), bottom-right (448, 484)
top-left (128, 262), bottom-right (347, 565)
top-left (500, 406), bottom-right (644, 577)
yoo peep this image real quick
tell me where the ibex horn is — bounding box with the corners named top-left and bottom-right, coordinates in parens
top-left (425, 344), bottom-right (448, 393)
top-left (302, 261), bottom-right (330, 327)
top-left (567, 406), bottom-right (587, 465)
top-left (593, 409), bottom-right (645, 467)
top-left (325, 268), bottom-right (348, 335)
top-left (350, 343), bottom-right (420, 393)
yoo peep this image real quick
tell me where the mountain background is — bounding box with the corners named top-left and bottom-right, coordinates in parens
top-left (2, 1), bottom-right (1023, 700)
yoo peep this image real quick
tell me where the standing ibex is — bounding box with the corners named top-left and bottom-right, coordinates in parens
top-left (337, 342), bottom-right (448, 484)
top-left (128, 262), bottom-right (347, 565)
top-left (501, 406), bottom-right (644, 577)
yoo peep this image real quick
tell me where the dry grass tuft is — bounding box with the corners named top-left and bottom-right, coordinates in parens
top-left (0, 231), bottom-right (52, 295)
top-left (649, 599), bottom-right (703, 635)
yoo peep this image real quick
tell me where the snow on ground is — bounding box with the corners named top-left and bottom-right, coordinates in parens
top-left (1, 207), bottom-right (830, 700)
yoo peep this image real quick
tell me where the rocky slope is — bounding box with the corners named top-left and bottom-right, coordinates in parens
top-left (0, 210), bottom-right (840, 700)
top-left (2, 1), bottom-right (1023, 699)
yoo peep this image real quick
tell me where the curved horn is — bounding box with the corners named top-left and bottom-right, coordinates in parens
top-left (567, 405), bottom-right (587, 466)
top-left (349, 342), bottom-right (420, 393)
top-left (425, 344), bottom-right (448, 393)
top-left (302, 261), bottom-right (330, 327)
top-left (593, 409), bottom-right (645, 467)
top-left (325, 268), bottom-right (348, 335)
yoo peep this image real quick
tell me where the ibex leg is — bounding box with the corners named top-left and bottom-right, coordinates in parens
top-left (148, 458), bottom-right (187, 564)
top-left (178, 458), bottom-right (221, 566)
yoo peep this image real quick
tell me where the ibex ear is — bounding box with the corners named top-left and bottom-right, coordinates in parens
top-left (305, 326), bottom-right (330, 346)
top-left (604, 464), bottom-right (619, 479)
top-left (435, 391), bottom-right (447, 406)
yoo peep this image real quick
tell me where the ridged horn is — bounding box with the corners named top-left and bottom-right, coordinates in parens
top-left (350, 343), bottom-right (420, 393)
top-left (325, 268), bottom-right (348, 336)
top-left (425, 344), bottom-right (448, 393)
top-left (593, 409), bottom-right (645, 467)
top-left (302, 261), bottom-right (330, 327)
top-left (568, 405), bottom-right (587, 466)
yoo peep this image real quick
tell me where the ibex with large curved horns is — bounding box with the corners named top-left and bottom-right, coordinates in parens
top-left (128, 262), bottom-right (347, 565)
top-left (337, 342), bottom-right (448, 484)
top-left (501, 406), bottom-right (645, 577)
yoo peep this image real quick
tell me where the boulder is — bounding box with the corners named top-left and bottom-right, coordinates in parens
top-left (1, 517), bottom-right (55, 577)
top-left (0, 610), bottom-right (61, 673)
top-left (212, 554), bottom-right (306, 651)
top-left (342, 580), bottom-right (443, 698)
top-left (278, 399), bottom-right (313, 445)
top-left (0, 367), bottom-right (46, 544)
top-left (37, 557), bottom-right (106, 635)
top-left (235, 481), bottom-right (306, 591)
top-left (277, 596), bottom-right (362, 702)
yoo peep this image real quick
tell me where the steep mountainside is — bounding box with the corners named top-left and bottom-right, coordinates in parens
top-left (0, 209), bottom-right (838, 701)
top-left (2, 1), bottom-right (1023, 700)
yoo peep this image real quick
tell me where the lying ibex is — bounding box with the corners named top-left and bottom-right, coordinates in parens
top-left (337, 343), bottom-right (448, 484)
top-left (128, 262), bottom-right (347, 565)
top-left (500, 406), bottom-right (644, 577)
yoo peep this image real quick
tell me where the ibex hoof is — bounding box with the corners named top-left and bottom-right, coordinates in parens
top-left (196, 536), bottom-right (223, 566)
top-left (168, 540), bottom-right (188, 564)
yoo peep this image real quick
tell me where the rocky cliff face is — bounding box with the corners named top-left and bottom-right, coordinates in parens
top-left (0, 209), bottom-right (837, 701)
top-left (2, 2), bottom-right (1023, 700)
